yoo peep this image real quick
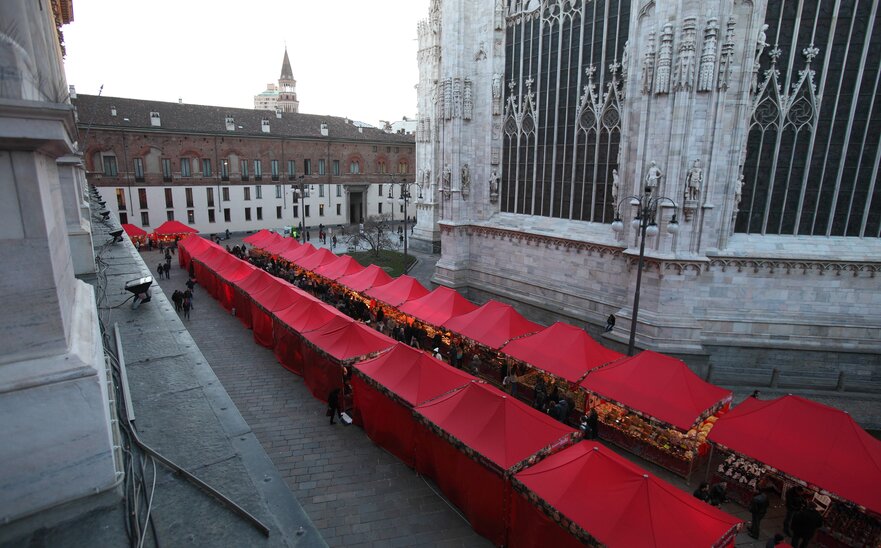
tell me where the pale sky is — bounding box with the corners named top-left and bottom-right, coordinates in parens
top-left (63, 0), bottom-right (430, 127)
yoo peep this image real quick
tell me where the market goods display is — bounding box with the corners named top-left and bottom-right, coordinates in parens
top-left (715, 453), bottom-right (769, 491)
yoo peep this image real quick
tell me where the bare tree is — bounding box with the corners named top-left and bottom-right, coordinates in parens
top-left (342, 214), bottom-right (397, 257)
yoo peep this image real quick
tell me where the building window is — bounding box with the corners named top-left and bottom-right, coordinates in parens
top-left (398, 161), bottom-right (408, 174)
top-left (180, 158), bottom-right (191, 177)
top-left (167, 210), bottom-right (175, 221)
top-left (221, 159), bottom-right (230, 181)
top-left (119, 212), bottom-right (128, 224)
top-left (293, 205), bottom-right (299, 218)
top-left (271, 159), bottom-right (279, 181)
top-left (275, 184), bottom-right (282, 199)
top-left (400, 203), bottom-right (404, 213)
top-left (245, 208), bottom-right (251, 221)
top-left (254, 159), bottom-right (262, 180)
top-left (305, 205), bottom-right (311, 217)
top-left (185, 187), bottom-right (193, 208)
top-left (244, 187), bottom-right (251, 201)
top-left (256, 185), bottom-right (262, 199)
top-left (224, 208), bottom-right (231, 222)
top-left (208, 209), bottom-right (215, 223)
top-left (207, 187), bottom-right (215, 208)
top-left (336, 184), bottom-right (342, 197)
top-left (133, 158), bottom-right (144, 182)
top-left (386, 147), bottom-right (391, 153)
top-left (240, 159), bottom-right (249, 181)
top-left (222, 187), bottom-right (230, 201)
top-left (377, 184), bottom-right (383, 196)
top-left (256, 207), bottom-right (263, 220)
top-left (377, 160), bottom-right (387, 174)
top-left (304, 159), bottom-right (312, 175)
top-left (103, 156), bottom-right (118, 176)
top-left (350, 160), bottom-right (360, 174)
top-left (162, 159), bottom-right (172, 182)
top-left (287, 160), bottom-right (296, 179)
top-left (319, 204), bottom-right (325, 216)
top-left (201, 159), bottom-right (211, 177)
top-left (333, 160), bottom-right (340, 176)
top-left (378, 202), bottom-right (383, 214)
top-left (141, 211), bottom-right (149, 225)
top-left (319, 184), bottom-right (325, 198)
top-left (318, 159), bottom-right (326, 175)
top-left (394, 147), bottom-right (399, 153)
top-left (116, 188), bottom-right (127, 211)
top-left (336, 204), bottom-right (341, 215)
top-left (187, 210), bottom-right (195, 224)
top-left (372, 146), bottom-right (377, 152)
top-left (165, 188), bottom-right (174, 208)
top-left (276, 206), bottom-right (282, 219)
top-left (138, 188), bottom-right (147, 209)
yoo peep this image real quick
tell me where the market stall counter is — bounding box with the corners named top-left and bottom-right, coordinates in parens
top-left (579, 350), bottom-right (732, 480)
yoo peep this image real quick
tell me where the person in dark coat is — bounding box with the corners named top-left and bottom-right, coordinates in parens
top-left (327, 388), bottom-right (341, 425)
top-left (709, 481), bottom-right (728, 506)
top-left (693, 482), bottom-right (711, 503)
top-left (586, 408), bottom-right (599, 440)
top-left (783, 486), bottom-right (804, 536)
top-left (790, 507), bottom-right (823, 548)
top-left (748, 489), bottom-right (770, 538)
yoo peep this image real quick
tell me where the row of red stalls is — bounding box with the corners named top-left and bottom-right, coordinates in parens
top-left (180, 233), bottom-right (745, 547)
top-left (123, 220), bottom-right (199, 245)
top-left (232, 230), bottom-right (881, 546)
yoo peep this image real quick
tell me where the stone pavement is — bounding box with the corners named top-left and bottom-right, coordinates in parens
top-left (149, 246), bottom-right (486, 547)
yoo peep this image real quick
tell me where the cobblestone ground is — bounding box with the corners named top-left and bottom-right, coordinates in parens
top-left (149, 248), bottom-right (486, 547)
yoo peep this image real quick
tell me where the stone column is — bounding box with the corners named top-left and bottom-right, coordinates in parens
top-left (58, 155), bottom-right (97, 276)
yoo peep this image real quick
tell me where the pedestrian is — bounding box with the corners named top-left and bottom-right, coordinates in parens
top-left (605, 314), bottom-right (616, 332)
top-left (433, 347), bottom-right (443, 361)
top-left (157, 263), bottom-right (164, 279)
top-left (163, 262), bottom-right (170, 279)
top-left (186, 278), bottom-right (196, 305)
top-left (693, 482), bottom-right (711, 503)
top-left (748, 488), bottom-right (770, 539)
top-left (306, 230), bottom-right (311, 241)
top-left (586, 408), bottom-right (598, 440)
top-left (709, 481), bottom-right (728, 506)
top-left (332, 235), bottom-right (337, 249)
top-left (182, 293), bottom-right (191, 320)
top-left (327, 387), bottom-right (341, 425)
top-left (783, 486), bottom-right (804, 536)
top-left (171, 290), bottom-right (182, 312)
top-left (790, 507), bottom-right (823, 548)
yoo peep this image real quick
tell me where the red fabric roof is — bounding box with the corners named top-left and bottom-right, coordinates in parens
top-left (301, 316), bottom-right (396, 361)
top-left (314, 255), bottom-right (365, 281)
top-left (445, 300), bottom-right (542, 349)
top-left (414, 381), bottom-right (577, 470)
top-left (275, 298), bottom-right (343, 334)
top-left (243, 229), bottom-right (278, 246)
top-left (262, 238), bottom-right (301, 256)
top-left (122, 223), bottom-right (147, 237)
top-left (232, 268), bottom-right (276, 294)
top-left (294, 247), bottom-right (338, 271)
top-left (708, 395), bottom-right (881, 514)
top-left (153, 220), bottom-right (198, 235)
top-left (179, 235), bottom-right (213, 256)
top-left (580, 350), bottom-right (732, 430)
top-left (195, 247), bottom-right (237, 271)
top-left (249, 278), bottom-right (305, 312)
top-left (399, 286), bottom-right (478, 327)
top-left (214, 260), bottom-right (257, 283)
top-left (337, 264), bottom-right (394, 293)
top-left (364, 274), bottom-right (429, 307)
top-left (279, 243), bottom-right (317, 263)
top-left (355, 343), bottom-right (474, 406)
top-left (514, 442), bottom-right (742, 547)
top-left (502, 322), bottom-right (624, 383)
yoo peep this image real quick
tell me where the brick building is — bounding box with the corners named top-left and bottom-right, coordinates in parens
top-left (76, 94), bottom-right (416, 235)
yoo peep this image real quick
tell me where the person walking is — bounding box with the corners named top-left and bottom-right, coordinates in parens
top-left (172, 290), bottom-right (182, 312)
top-left (185, 278), bottom-right (196, 307)
top-left (163, 262), bottom-right (171, 280)
top-left (693, 482), bottom-right (711, 503)
top-left (783, 486), bottom-right (804, 536)
top-left (327, 388), bottom-right (341, 425)
top-left (790, 507), bottom-right (823, 548)
top-left (182, 292), bottom-right (192, 320)
top-left (605, 314), bottom-right (616, 332)
top-left (748, 488), bottom-right (770, 539)
top-left (157, 262), bottom-right (164, 280)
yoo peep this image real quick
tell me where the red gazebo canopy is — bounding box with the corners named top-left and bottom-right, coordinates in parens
top-left (364, 274), bottom-right (429, 307)
top-left (243, 229), bottom-right (280, 247)
top-left (300, 315), bottom-right (396, 362)
top-left (262, 237), bottom-right (300, 256)
top-left (275, 297), bottom-right (343, 334)
top-left (708, 395), bottom-right (881, 515)
top-left (314, 255), bottom-right (365, 281)
top-left (579, 350), bottom-right (732, 430)
top-left (249, 278), bottom-right (305, 313)
top-left (122, 223), bottom-right (147, 237)
top-left (337, 264), bottom-right (394, 293)
top-left (445, 300), bottom-right (542, 349)
top-left (399, 286), bottom-right (478, 327)
top-left (511, 442), bottom-right (742, 547)
top-left (502, 322), bottom-right (624, 383)
top-left (295, 247), bottom-right (338, 271)
top-left (279, 242), bottom-right (316, 263)
top-left (153, 220), bottom-right (198, 235)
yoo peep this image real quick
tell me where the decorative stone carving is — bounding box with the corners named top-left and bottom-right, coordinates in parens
top-left (429, 0), bottom-right (441, 34)
top-left (489, 169), bottom-right (500, 203)
top-left (611, 168), bottom-right (620, 203)
top-left (492, 73), bottom-right (502, 115)
top-left (734, 174), bottom-right (744, 209)
top-left (673, 18), bottom-right (696, 92)
top-left (718, 17), bottom-right (736, 91)
top-left (452, 78), bottom-right (462, 119)
top-left (475, 42), bottom-right (487, 62)
top-left (463, 79), bottom-right (473, 120)
top-left (461, 164), bottom-right (470, 197)
top-left (685, 159), bottom-right (702, 201)
top-left (621, 40), bottom-right (629, 84)
top-left (442, 164), bottom-right (452, 199)
top-left (698, 19), bottom-right (718, 92)
top-left (641, 31), bottom-right (656, 95)
top-left (752, 24), bottom-right (770, 94)
top-left (655, 24), bottom-right (673, 94)
top-left (491, 148), bottom-right (500, 165)
top-left (645, 161), bottom-right (663, 190)
top-left (495, 0), bottom-right (505, 30)
top-left (442, 79), bottom-right (451, 119)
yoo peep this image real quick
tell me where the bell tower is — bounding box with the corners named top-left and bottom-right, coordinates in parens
top-left (277, 47), bottom-right (299, 113)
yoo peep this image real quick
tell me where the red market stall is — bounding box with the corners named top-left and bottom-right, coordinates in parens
top-left (580, 350), bottom-right (732, 479)
top-left (352, 343), bottom-right (474, 466)
top-left (248, 278), bottom-right (305, 347)
top-left (261, 237), bottom-right (300, 257)
top-left (299, 315), bottom-right (395, 402)
top-left (363, 274), bottom-right (429, 307)
top-left (192, 247), bottom-right (239, 297)
top-left (230, 268), bottom-right (276, 328)
top-left (243, 229), bottom-right (280, 247)
top-left (445, 300), bottom-right (542, 350)
top-left (152, 220), bottom-right (198, 242)
top-left (313, 255), bottom-right (364, 281)
top-left (413, 381), bottom-right (579, 546)
top-left (292, 247), bottom-right (337, 272)
top-left (399, 286), bottom-right (478, 327)
top-left (708, 395), bottom-right (881, 547)
top-left (510, 442), bottom-right (742, 548)
top-left (178, 235), bottom-right (213, 269)
top-left (278, 242), bottom-right (317, 264)
top-left (272, 298), bottom-right (343, 375)
top-left (122, 223), bottom-right (147, 244)
top-left (214, 261), bottom-right (257, 311)
top-left (337, 264), bottom-right (393, 293)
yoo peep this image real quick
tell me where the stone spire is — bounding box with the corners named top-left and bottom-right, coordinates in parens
top-left (280, 47), bottom-right (294, 80)
top-left (277, 47), bottom-right (299, 113)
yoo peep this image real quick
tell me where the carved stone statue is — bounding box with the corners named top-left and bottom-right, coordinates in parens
top-left (685, 159), bottom-right (702, 201)
top-left (698, 19), bottom-right (718, 92)
top-left (463, 79), bottom-right (473, 120)
top-left (442, 165), bottom-right (451, 191)
top-left (645, 161), bottom-right (663, 190)
top-left (492, 73), bottom-right (502, 115)
top-left (460, 164), bottom-right (470, 196)
top-left (611, 169), bottom-right (620, 203)
top-left (641, 31), bottom-right (656, 95)
top-left (475, 42), bottom-right (487, 62)
top-left (621, 40), bottom-right (629, 83)
top-left (495, 0), bottom-right (505, 30)
top-left (752, 24), bottom-right (770, 93)
top-left (734, 174), bottom-right (744, 208)
top-left (655, 24), bottom-right (674, 94)
top-left (489, 169), bottom-right (500, 202)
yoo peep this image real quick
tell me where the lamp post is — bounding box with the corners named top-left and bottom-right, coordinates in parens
top-left (397, 179), bottom-right (421, 260)
top-left (291, 174), bottom-right (307, 243)
top-left (611, 186), bottom-right (680, 356)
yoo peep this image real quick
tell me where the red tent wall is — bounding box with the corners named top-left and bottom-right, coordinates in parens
top-left (350, 376), bottom-right (419, 465)
top-left (179, 236), bottom-right (213, 270)
top-left (271, 300), bottom-right (341, 375)
top-left (509, 492), bottom-right (584, 548)
top-left (249, 281), bottom-right (302, 348)
top-left (215, 262), bottom-right (256, 311)
top-left (231, 269), bottom-right (275, 328)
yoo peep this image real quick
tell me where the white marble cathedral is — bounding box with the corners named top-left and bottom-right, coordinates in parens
top-left (412, 0), bottom-right (881, 388)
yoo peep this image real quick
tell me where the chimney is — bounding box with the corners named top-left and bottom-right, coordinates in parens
top-left (178, 97), bottom-right (183, 104)
top-left (320, 122), bottom-right (329, 137)
top-left (69, 85), bottom-right (76, 99)
top-left (262, 118), bottom-right (271, 133)
top-left (225, 115), bottom-right (235, 131)
top-left (111, 106), bottom-right (117, 117)
top-left (275, 108), bottom-right (282, 119)
top-left (150, 111), bottom-right (161, 127)
top-left (358, 126), bottom-right (363, 133)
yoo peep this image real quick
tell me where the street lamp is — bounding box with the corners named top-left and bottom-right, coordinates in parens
top-left (291, 175), bottom-right (308, 243)
top-left (611, 186), bottom-right (679, 356)
top-left (396, 179), bottom-right (420, 260)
